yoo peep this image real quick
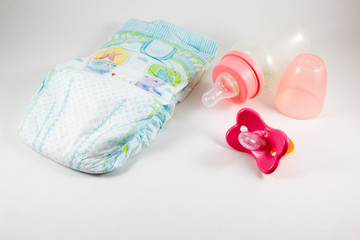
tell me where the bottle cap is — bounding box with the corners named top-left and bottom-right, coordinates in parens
top-left (275, 53), bottom-right (327, 120)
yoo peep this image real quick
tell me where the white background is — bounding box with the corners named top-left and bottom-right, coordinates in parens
top-left (1, 0), bottom-right (359, 239)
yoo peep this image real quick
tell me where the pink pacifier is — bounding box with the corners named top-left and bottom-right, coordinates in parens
top-left (226, 108), bottom-right (294, 174)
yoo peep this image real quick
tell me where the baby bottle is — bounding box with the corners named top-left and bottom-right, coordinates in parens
top-left (202, 15), bottom-right (311, 107)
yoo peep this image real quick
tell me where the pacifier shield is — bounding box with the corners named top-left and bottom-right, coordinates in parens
top-left (226, 108), bottom-right (293, 174)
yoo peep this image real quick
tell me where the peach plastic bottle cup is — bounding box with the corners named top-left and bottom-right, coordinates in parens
top-left (275, 53), bottom-right (327, 120)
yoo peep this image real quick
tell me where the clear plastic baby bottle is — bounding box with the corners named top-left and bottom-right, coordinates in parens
top-left (202, 15), bottom-right (311, 107)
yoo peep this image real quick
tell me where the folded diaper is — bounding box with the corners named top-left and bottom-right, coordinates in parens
top-left (18, 19), bottom-right (218, 173)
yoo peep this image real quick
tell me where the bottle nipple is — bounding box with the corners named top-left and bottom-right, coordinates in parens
top-left (202, 72), bottom-right (239, 107)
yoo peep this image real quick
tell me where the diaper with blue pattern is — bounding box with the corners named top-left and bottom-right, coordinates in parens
top-left (18, 19), bottom-right (218, 173)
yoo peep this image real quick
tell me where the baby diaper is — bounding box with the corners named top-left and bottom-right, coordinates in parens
top-left (18, 19), bottom-right (218, 173)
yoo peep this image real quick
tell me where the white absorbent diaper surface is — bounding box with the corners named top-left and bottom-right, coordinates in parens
top-left (18, 19), bottom-right (218, 173)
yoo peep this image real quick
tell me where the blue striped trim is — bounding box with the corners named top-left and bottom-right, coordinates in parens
top-left (32, 102), bottom-right (56, 149)
top-left (70, 99), bottom-right (127, 169)
top-left (77, 124), bottom-right (118, 167)
top-left (102, 103), bottom-right (173, 173)
top-left (38, 79), bottom-right (73, 153)
top-left (18, 67), bottom-right (57, 136)
top-left (116, 19), bottom-right (218, 64)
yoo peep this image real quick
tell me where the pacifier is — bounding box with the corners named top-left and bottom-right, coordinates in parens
top-left (226, 108), bottom-right (294, 174)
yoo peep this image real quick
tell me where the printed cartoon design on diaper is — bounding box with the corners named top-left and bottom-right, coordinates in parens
top-left (105, 32), bottom-right (208, 91)
top-left (147, 63), bottom-right (181, 87)
top-left (86, 59), bottom-right (117, 74)
top-left (135, 74), bottom-right (167, 96)
top-left (172, 53), bottom-right (197, 80)
top-left (140, 39), bottom-right (177, 61)
top-left (92, 46), bottom-right (131, 65)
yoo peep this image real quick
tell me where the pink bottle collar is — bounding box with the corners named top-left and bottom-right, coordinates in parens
top-left (212, 51), bottom-right (264, 103)
top-left (225, 51), bottom-right (264, 97)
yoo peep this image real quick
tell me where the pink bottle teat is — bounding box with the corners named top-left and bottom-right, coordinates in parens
top-left (202, 51), bottom-right (264, 107)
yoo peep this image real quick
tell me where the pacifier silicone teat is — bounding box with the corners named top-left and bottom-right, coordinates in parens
top-left (226, 108), bottom-right (294, 174)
